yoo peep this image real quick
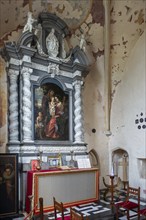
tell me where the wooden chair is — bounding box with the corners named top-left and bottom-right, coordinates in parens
top-left (33, 197), bottom-right (48, 220)
top-left (39, 197), bottom-right (44, 220)
top-left (115, 186), bottom-right (140, 220)
top-left (53, 197), bottom-right (70, 220)
top-left (70, 208), bottom-right (84, 220)
top-left (139, 208), bottom-right (146, 219)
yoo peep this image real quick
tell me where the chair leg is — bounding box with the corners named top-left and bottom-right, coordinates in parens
top-left (138, 212), bottom-right (140, 220)
top-left (116, 207), bottom-right (119, 220)
top-left (127, 210), bottom-right (129, 220)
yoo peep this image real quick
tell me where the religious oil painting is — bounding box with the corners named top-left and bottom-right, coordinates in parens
top-left (34, 83), bottom-right (69, 141)
top-left (0, 153), bottom-right (18, 217)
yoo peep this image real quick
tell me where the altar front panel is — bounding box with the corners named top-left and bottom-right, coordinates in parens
top-left (27, 168), bottom-right (99, 213)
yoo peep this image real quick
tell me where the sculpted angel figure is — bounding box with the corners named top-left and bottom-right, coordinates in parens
top-left (46, 28), bottom-right (59, 58)
top-left (23, 11), bottom-right (36, 33)
top-left (79, 34), bottom-right (86, 52)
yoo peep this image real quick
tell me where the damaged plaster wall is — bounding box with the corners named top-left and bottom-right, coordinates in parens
top-left (83, 0), bottom-right (145, 188)
top-left (0, 0), bottom-right (145, 189)
top-left (110, 31), bottom-right (146, 197)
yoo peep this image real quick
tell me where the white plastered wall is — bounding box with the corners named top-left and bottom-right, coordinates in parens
top-left (109, 30), bottom-right (146, 198)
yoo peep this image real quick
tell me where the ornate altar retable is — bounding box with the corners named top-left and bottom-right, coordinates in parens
top-left (1, 12), bottom-right (91, 210)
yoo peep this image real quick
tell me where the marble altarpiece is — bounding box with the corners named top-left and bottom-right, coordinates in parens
top-left (1, 12), bottom-right (90, 209)
top-left (2, 12), bottom-right (90, 154)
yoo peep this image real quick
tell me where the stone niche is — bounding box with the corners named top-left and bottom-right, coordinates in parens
top-left (2, 12), bottom-right (90, 159)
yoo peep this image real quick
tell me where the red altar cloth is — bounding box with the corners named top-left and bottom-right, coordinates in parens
top-left (58, 216), bottom-right (70, 220)
top-left (25, 169), bottom-right (61, 213)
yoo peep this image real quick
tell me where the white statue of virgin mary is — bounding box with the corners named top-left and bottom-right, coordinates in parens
top-left (46, 28), bottom-right (59, 58)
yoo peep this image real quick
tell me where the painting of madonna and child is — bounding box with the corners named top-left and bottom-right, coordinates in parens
top-left (34, 83), bottom-right (69, 141)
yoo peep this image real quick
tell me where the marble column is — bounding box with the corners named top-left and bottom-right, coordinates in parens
top-left (8, 69), bottom-right (19, 142)
top-left (73, 80), bottom-right (84, 143)
top-left (21, 67), bottom-right (33, 142)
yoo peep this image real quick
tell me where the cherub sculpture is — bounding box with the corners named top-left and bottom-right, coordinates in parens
top-left (79, 34), bottom-right (86, 52)
top-left (23, 11), bottom-right (36, 33)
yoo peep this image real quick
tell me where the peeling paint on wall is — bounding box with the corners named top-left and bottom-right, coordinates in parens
top-left (0, 0), bottom-right (145, 182)
top-left (91, 0), bottom-right (104, 26)
top-left (0, 58), bottom-right (7, 128)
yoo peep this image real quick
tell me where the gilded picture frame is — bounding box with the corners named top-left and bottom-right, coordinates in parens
top-left (34, 82), bottom-right (69, 141)
top-left (48, 155), bottom-right (62, 167)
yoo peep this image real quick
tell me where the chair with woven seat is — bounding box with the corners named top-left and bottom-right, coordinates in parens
top-left (70, 208), bottom-right (84, 220)
top-left (115, 186), bottom-right (140, 220)
top-left (53, 197), bottom-right (70, 220)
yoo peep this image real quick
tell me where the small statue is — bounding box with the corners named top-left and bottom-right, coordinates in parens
top-left (23, 11), bottom-right (36, 33)
top-left (61, 34), bottom-right (66, 59)
top-left (79, 34), bottom-right (86, 52)
top-left (46, 28), bottom-right (59, 58)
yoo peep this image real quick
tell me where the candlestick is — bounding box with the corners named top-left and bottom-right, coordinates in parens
top-left (110, 164), bottom-right (114, 176)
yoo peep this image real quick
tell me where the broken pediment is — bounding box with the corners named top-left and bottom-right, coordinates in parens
top-left (3, 12), bottom-right (89, 70)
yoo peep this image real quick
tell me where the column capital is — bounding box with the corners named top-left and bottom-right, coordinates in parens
top-left (21, 67), bottom-right (33, 75)
top-left (72, 79), bottom-right (83, 87)
top-left (8, 69), bottom-right (19, 77)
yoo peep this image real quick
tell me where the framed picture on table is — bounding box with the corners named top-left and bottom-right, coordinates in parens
top-left (0, 153), bottom-right (19, 217)
top-left (30, 159), bottom-right (40, 171)
top-left (48, 155), bottom-right (62, 167)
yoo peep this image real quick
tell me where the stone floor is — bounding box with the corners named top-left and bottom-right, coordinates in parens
top-left (46, 189), bottom-right (146, 220)
top-left (1, 189), bottom-right (146, 220)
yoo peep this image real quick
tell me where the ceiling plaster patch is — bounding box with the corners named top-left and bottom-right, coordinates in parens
top-left (134, 9), bottom-right (144, 25)
top-left (88, 23), bottom-right (104, 52)
top-left (91, 0), bottom-right (104, 26)
top-left (46, 0), bottom-right (93, 30)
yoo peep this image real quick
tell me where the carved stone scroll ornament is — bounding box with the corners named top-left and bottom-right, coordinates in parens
top-left (47, 63), bottom-right (60, 77)
top-left (8, 69), bottom-right (19, 142)
top-left (33, 24), bottom-right (48, 57)
top-left (21, 67), bottom-right (33, 142)
top-left (36, 41), bottom-right (48, 57)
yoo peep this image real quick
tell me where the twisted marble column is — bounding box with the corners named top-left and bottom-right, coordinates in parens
top-left (21, 67), bottom-right (33, 142)
top-left (8, 69), bottom-right (19, 142)
top-left (73, 80), bottom-right (84, 143)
